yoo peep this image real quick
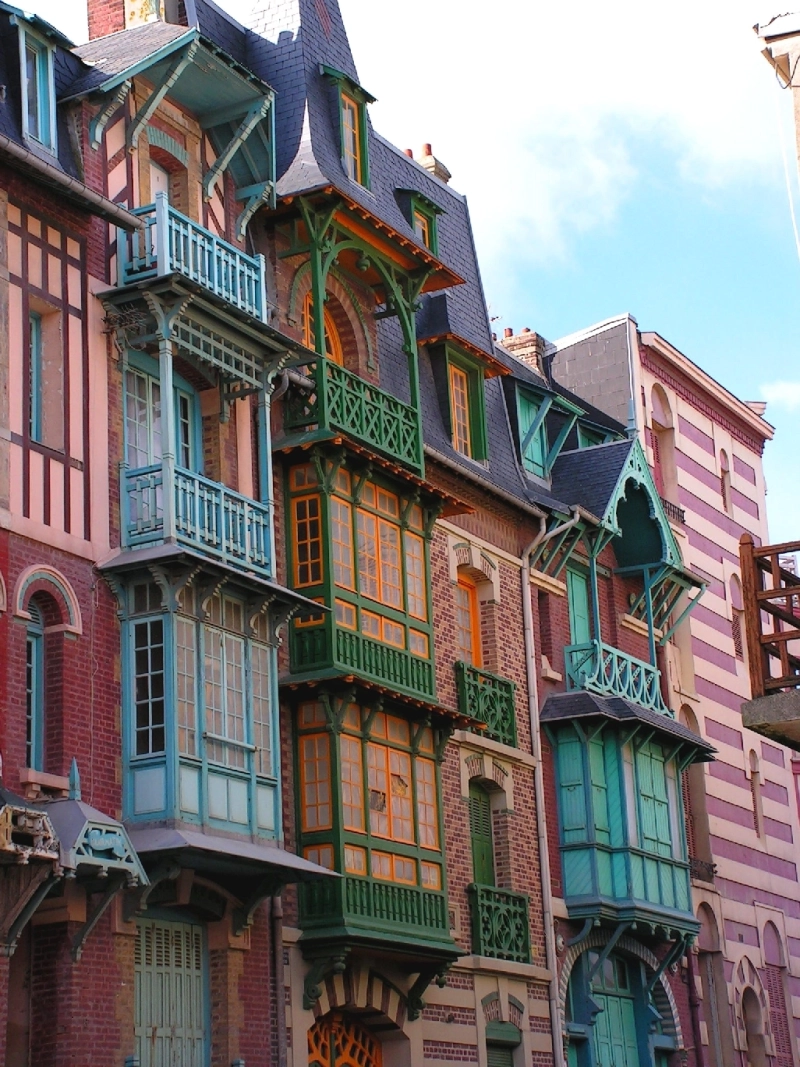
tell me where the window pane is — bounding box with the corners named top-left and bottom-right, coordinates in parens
top-left (331, 497), bottom-right (354, 588)
top-left (405, 533), bottom-right (427, 620)
top-left (378, 520), bottom-right (402, 608)
top-left (341, 734), bottom-right (364, 831)
top-left (455, 580), bottom-right (480, 666)
top-left (293, 496), bottom-right (323, 586)
top-left (389, 749), bottom-right (413, 842)
top-left (367, 743), bottom-right (389, 836)
top-left (25, 45), bottom-right (40, 141)
top-left (342, 94), bottom-right (361, 182)
top-left (301, 734), bottom-right (331, 830)
top-left (416, 758), bottom-right (438, 848)
top-left (133, 619), bottom-right (165, 756)
top-left (176, 616), bottom-right (196, 757)
top-left (251, 642), bottom-right (272, 777)
top-left (357, 510), bottom-right (379, 599)
top-left (449, 365), bottom-right (471, 455)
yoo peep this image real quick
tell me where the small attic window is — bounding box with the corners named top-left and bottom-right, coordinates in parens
top-left (20, 29), bottom-right (55, 152)
top-left (400, 191), bottom-right (442, 255)
top-left (321, 65), bottom-right (375, 188)
top-left (447, 351), bottom-right (487, 461)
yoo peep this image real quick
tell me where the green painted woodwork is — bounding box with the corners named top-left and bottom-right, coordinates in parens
top-left (517, 390), bottom-right (548, 477)
top-left (469, 783), bottom-right (495, 885)
top-left (565, 640), bottom-right (669, 716)
top-left (567, 569), bottom-right (592, 645)
top-left (135, 919), bottom-right (207, 1067)
top-left (467, 883), bottom-right (531, 963)
top-left (446, 347), bottom-right (488, 461)
top-left (298, 873), bottom-right (453, 952)
top-left (487, 1046), bottom-right (515, 1067)
top-left (552, 725), bottom-right (697, 934)
top-left (455, 661), bottom-right (517, 747)
top-left (591, 956), bottom-right (641, 1067)
top-left (283, 356), bottom-right (423, 474)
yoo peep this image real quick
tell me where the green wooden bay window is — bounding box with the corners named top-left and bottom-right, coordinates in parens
top-left (124, 581), bottom-right (280, 837)
top-left (296, 699), bottom-right (454, 951)
top-left (286, 459), bottom-right (436, 701)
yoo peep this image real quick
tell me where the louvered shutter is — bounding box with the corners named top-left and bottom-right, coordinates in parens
top-left (487, 1046), bottom-right (514, 1067)
top-left (557, 736), bottom-right (588, 844)
top-left (764, 965), bottom-right (794, 1067)
top-left (567, 569), bottom-right (592, 645)
top-left (589, 737), bottom-right (610, 845)
top-left (469, 783), bottom-right (495, 885)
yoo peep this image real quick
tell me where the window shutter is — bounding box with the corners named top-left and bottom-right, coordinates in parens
top-left (469, 783), bottom-right (494, 885)
top-left (519, 392), bottom-right (547, 476)
top-left (557, 736), bottom-right (588, 844)
top-left (566, 569), bottom-right (592, 646)
top-left (589, 738), bottom-right (610, 845)
top-left (487, 1046), bottom-right (514, 1067)
top-left (636, 743), bottom-right (672, 857)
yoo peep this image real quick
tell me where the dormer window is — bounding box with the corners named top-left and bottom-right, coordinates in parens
top-left (400, 191), bottom-right (442, 254)
top-left (413, 208), bottom-right (431, 248)
top-left (447, 353), bottom-right (487, 461)
top-left (321, 66), bottom-right (375, 188)
top-left (21, 31), bottom-right (55, 151)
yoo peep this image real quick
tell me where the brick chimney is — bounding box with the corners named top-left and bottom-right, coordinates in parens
top-left (415, 144), bottom-right (451, 184)
top-left (500, 327), bottom-right (545, 373)
top-left (89, 0), bottom-right (168, 40)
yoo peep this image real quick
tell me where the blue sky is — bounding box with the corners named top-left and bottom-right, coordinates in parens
top-left (32, 0), bottom-right (800, 541)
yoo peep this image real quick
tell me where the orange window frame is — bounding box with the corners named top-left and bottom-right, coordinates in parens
top-left (331, 496), bottom-right (354, 589)
top-left (301, 291), bottom-right (344, 365)
top-left (292, 494), bottom-right (323, 588)
top-left (405, 533), bottom-right (427, 620)
top-left (413, 209), bottom-right (431, 248)
top-left (300, 733), bottom-right (332, 832)
top-left (449, 364), bottom-right (472, 455)
top-left (455, 577), bottom-right (482, 667)
top-left (341, 93), bottom-right (362, 183)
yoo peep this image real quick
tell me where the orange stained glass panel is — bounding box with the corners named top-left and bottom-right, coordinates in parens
top-left (300, 733), bottom-right (332, 831)
top-left (331, 497), bottom-right (354, 588)
top-left (454, 578), bottom-right (481, 666)
top-left (341, 734), bottom-right (365, 831)
top-left (308, 1013), bottom-right (382, 1067)
top-left (449, 364), bottom-right (471, 455)
top-left (405, 533), bottom-right (426, 619)
top-left (293, 495), bottom-right (322, 587)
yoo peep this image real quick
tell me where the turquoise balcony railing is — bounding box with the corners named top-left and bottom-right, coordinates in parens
top-left (455, 662), bottom-right (517, 747)
top-left (467, 884), bottom-right (530, 963)
top-left (122, 463), bottom-right (272, 578)
top-left (283, 358), bottom-right (423, 474)
top-left (290, 620), bottom-right (435, 702)
top-left (299, 873), bottom-right (451, 950)
top-left (118, 193), bottom-right (267, 321)
top-left (565, 640), bottom-right (669, 715)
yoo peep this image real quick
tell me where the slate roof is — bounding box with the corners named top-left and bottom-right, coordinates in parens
top-left (550, 439), bottom-right (634, 523)
top-left (69, 21), bottom-right (191, 97)
top-left (540, 691), bottom-right (717, 761)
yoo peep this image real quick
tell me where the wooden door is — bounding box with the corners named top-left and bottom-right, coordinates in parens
top-left (135, 918), bottom-right (207, 1067)
top-left (591, 955), bottom-right (641, 1067)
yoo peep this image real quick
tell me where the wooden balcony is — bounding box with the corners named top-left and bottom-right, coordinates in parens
top-left (740, 533), bottom-right (800, 747)
top-left (282, 358), bottom-right (424, 474)
top-left (118, 194), bottom-right (267, 321)
top-left (455, 662), bottom-right (517, 747)
top-left (467, 883), bottom-right (530, 963)
top-left (122, 463), bottom-right (272, 579)
top-left (565, 640), bottom-right (669, 715)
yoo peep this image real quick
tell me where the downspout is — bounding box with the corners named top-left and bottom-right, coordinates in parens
top-left (272, 893), bottom-right (287, 1067)
top-left (521, 517), bottom-right (577, 1067)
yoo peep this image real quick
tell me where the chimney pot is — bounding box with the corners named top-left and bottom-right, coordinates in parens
top-left (504, 328), bottom-right (513, 338)
top-left (522, 327), bottom-right (531, 334)
top-left (422, 143), bottom-right (432, 156)
top-left (404, 149), bottom-right (413, 157)
top-left (501, 328), bottom-right (545, 373)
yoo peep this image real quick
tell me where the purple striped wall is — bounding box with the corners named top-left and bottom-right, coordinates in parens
top-left (732, 487), bottom-right (759, 519)
top-left (717, 875), bottom-right (800, 918)
top-left (709, 835), bottom-right (797, 880)
top-left (734, 455), bottom-right (757, 484)
top-left (764, 816), bottom-right (794, 843)
top-left (680, 486), bottom-right (744, 541)
top-left (686, 525), bottom-right (740, 568)
top-left (705, 717), bottom-right (744, 749)
top-left (708, 760), bottom-right (749, 791)
top-left (692, 636), bottom-right (737, 674)
top-left (692, 603), bottom-right (734, 637)
top-left (677, 449), bottom-right (723, 493)
top-left (762, 741), bottom-right (785, 768)
top-left (723, 919), bottom-right (760, 946)
top-left (707, 794), bottom-right (754, 828)
top-left (762, 779), bottom-right (790, 805)
top-left (678, 414), bottom-right (714, 454)
top-left (696, 676), bottom-right (747, 713)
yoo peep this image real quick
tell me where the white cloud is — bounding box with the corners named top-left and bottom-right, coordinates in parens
top-left (761, 380), bottom-right (800, 410)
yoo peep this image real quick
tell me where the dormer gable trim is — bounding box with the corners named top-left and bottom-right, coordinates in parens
top-left (319, 64), bottom-right (376, 104)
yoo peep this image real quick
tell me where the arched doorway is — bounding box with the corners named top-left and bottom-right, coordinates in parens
top-left (590, 953), bottom-right (641, 1067)
top-left (742, 987), bottom-right (767, 1067)
top-left (309, 1012), bottom-right (382, 1067)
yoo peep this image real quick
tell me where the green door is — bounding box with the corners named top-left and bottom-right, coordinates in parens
top-left (567, 569), bottom-right (592, 645)
top-left (135, 918), bottom-right (207, 1067)
top-left (591, 954), bottom-right (641, 1067)
top-left (469, 783), bottom-right (494, 885)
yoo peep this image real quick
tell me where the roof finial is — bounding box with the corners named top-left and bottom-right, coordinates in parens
top-left (69, 758), bottom-right (81, 801)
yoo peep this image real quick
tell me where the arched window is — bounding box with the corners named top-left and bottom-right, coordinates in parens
top-left (749, 750), bottom-right (764, 839)
top-left (25, 602), bottom-right (44, 771)
top-left (697, 904), bottom-right (732, 1067)
top-left (309, 1012), bottom-right (382, 1067)
top-left (730, 575), bottom-right (744, 661)
top-left (454, 574), bottom-right (481, 666)
top-left (679, 706), bottom-right (713, 879)
top-left (301, 291), bottom-right (344, 365)
top-left (719, 450), bottom-right (732, 514)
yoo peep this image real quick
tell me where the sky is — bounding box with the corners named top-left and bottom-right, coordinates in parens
top-left (27, 0), bottom-right (800, 542)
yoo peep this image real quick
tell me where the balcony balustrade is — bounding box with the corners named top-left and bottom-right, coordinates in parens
top-left (455, 662), bottom-right (517, 747)
top-left (283, 358), bottom-right (423, 474)
top-left (290, 621), bottom-right (435, 702)
top-left (565, 640), bottom-right (669, 715)
top-left (122, 463), bottom-right (272, 579)
top-left (660, 497), bottom-right (686, 525)
top-left (467, 884), bottom-right (530, 963)
top-left (688, 856), bottom-right (716, 884)
top-left (299, 873), bottom-right (450, 947)
top-left (118, 194), bottom-right (267, 322)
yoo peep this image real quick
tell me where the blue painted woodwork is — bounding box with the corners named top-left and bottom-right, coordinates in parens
top-left (118, 194), bottom-right (267, 321)
top-left (121, 464), bottom-right (273, 580)
top-left (565, 641), bottom-right (670, 716)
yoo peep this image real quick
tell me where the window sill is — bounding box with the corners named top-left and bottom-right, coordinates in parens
top-left (19, 766), bottom-right (69, 799)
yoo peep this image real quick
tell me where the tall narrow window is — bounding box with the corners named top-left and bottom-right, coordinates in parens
top-left (730, 575), bottom-right (744, 661)
top-left (133, 618), bottom-right (165, 757)
top-left (125, 369), bottom-right (163, 469)
top-left (469, 782), bottom-right (494, 885)
top-left (176, 393), bottom-right (193, 469)
top-left (518, 390), bottom-right (548, 477)
top-left (22, 36), bottom-right (53, 150)
top-left (719, 450), bottom-right (732, 514)
top-left (25, 604), bottom-right (44, 770)
top-left (449, 365), bottom-right (472, 456)
top-left (28, 312), bottom-right (42, 442)
top-left (293, 496), bottom-right (323, 587)
top-left (341, 93), bottom-right (362, 183)
top-left (749, 749), bottom-right (764, 838)
top-left (455, 577), bottom-right (481, 666)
